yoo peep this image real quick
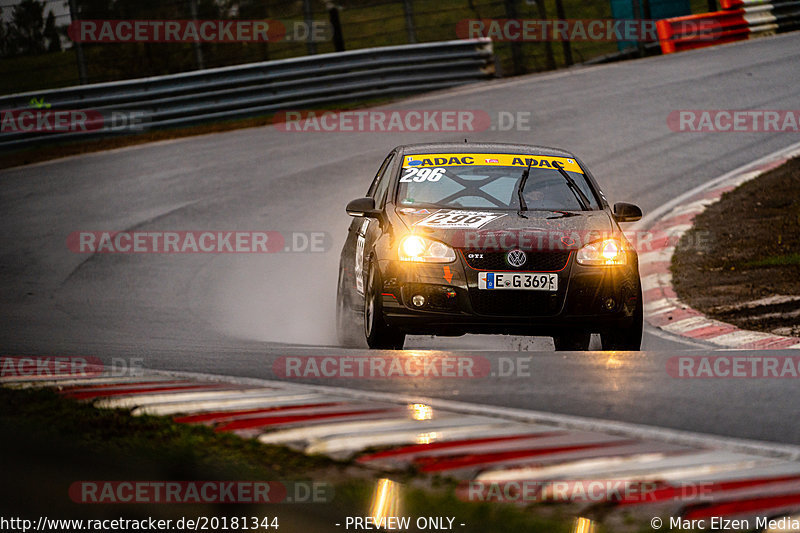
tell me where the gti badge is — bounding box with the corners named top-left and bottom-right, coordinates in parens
top-left (506, 249), bottom-right (527, 267)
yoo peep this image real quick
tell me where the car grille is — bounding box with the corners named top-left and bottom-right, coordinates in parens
top-left (460, 250), bottom-right (571, 272)
top-left (469, 289), bottom-right (563, 317)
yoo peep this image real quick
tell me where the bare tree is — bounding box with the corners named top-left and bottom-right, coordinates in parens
top-left (8, 0), bottom-right (47, 55)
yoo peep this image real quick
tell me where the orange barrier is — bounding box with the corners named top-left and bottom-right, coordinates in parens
top-left (720, 0), bottom-right (768, 8)
top-left (657, 0), bottom-right (798, 53)
top-left (656, 10), bottom-right (748, 53)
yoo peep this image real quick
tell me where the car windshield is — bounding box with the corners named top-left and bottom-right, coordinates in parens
top-left (395, 154), bottom-right (600, 211)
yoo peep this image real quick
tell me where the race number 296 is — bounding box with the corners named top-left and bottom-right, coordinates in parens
top-left (400, 167), bottom-right (445, 182)
top-left (416, 210), bottom-right (505, 229)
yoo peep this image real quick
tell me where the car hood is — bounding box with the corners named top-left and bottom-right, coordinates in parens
top-left (394, 207), bottom-right (616, 252)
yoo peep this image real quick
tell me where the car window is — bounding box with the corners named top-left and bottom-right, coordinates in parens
top-left (366, 152), bottom-right (395, 199)
top-left (395, 155), bottom-right (600, 211)
top-left (372, 153), bottom-right (395, 208)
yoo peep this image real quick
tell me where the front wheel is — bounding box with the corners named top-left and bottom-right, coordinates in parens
top-left (600, 287), bottom-right (643, 351)
top-left (364, 263), bottom-right (405, 349)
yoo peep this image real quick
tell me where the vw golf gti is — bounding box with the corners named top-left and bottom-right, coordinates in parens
top-left (336, 142), bottom-right (643, 350)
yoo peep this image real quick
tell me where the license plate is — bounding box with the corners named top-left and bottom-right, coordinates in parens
top-left (478, 272), bottom-right (558, 291)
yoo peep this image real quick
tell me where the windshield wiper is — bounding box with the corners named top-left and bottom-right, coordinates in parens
top-left (516, 158), bottom-right (534, 218)
top-left (553, 163), bottom-right (591, 211)
top-left (547, 210), bottom-right (581, 219)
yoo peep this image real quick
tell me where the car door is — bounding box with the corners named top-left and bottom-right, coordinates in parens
top-left (347, 151), bottom-right (396, 298)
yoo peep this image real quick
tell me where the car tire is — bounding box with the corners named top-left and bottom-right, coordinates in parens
top-left (600, 286), bottom-right (643, 351)
top-left (336, 269), bottom-right (362, 348)
top-left (364, 262), bottom-right (405, 349)
top-left (552, 330), bottom-right (592, 351)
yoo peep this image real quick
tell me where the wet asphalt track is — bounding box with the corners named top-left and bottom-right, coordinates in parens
top-left (1, 33), bottom-right (799, 444)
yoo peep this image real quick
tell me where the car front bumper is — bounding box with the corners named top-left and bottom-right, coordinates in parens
top-left (376, 252), bottom-right (640, 336)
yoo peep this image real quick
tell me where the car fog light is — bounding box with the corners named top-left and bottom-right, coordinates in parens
top-left (412, 295), bottom-right (426, 307)
top-left (604, 298), bottom-right (616, 310)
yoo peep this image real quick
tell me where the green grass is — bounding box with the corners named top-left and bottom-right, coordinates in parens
top-left (0, 49), bottom-right (82, 94)
top-left (745, 253), bottom-right (800, 268)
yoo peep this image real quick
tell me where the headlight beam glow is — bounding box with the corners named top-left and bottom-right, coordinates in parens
top-left (576, 239), bottom-right (627, 266)
top-left (398, 235), bottom-right (456, 263)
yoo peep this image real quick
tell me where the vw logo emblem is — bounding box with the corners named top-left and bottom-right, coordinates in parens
top-left (506, 249), bottom-right (527, 267)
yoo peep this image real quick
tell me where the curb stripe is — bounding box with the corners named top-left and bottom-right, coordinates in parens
top-left (415, 440), bottom-right (637, 473)
top-left (174, 402), bottom-right (346, 424)
top-left (357, 432), bottom-right (566, 463)
top-left (63, 383), bottom-right (228, 400)
top-left (618, 475), bottom-right (800, 507)
top-left (682, 492), bottom-right (800, 520)
top-left (214, 407), bottom-right (403, 432)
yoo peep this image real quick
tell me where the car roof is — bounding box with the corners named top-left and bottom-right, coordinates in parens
top-left (396, 142), bottom-right (578, 159)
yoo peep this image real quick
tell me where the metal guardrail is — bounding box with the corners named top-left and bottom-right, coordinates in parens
top-left (0, 38), bottom-right (495, 151)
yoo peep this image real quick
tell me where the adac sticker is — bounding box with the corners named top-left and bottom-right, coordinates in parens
top-left (402, 153), bottom-right (583, 174)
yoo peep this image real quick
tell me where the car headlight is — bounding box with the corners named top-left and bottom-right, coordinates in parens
top-left (399, 235), bottom-right (456, 263)
top-left (576, 239), bottom-right (627, 266)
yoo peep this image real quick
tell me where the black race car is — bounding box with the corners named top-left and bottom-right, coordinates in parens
top-left (336, 142), bottom-right (643, 350)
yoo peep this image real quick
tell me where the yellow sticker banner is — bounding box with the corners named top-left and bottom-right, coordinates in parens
top-left (402, 153), bottom-right (583, 173)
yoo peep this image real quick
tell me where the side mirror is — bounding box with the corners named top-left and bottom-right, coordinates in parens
top-left (613, 202), bottom-right (642, 222)
top-left (346, 197), bottom-right (381, 218)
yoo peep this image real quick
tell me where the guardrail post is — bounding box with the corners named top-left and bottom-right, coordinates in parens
top-left (631, 0), bottom-right (646, 57)
top-left (327, 2), bottom-right (346, 51)
top-left (642, 0), bottom-right (652, 20)
top-left (68, 0), bottom-right (88, 85)
top-left (304, 0), bottom-right (317, 55)
top-left (403, 0), bottom-right (417, 44)
top-left (189, 0), bottom-right (206, 70)
top-left (503, 0), bottom-right (526, 74)
top-left (533, 0), bottom-right (556, 70)
top-left (553, 0), bottom-right (573, 66)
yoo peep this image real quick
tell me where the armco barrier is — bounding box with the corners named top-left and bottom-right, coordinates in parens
top-left (0, 39), bottom-right (494, 151)
top-left (657, 0), bottom-right (800, 53)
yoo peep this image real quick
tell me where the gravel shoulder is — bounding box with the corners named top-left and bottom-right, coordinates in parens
top-left (672, 157), bottom-right (800, 337)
